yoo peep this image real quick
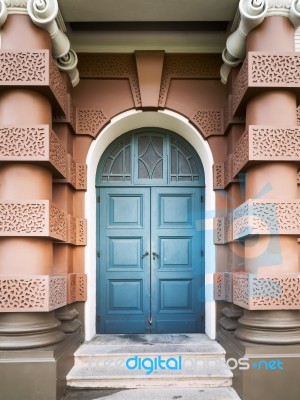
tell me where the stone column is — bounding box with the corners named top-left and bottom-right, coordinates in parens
top-left (0, 14), bottom-right (65, 348)
top-left (234, 15), bottom-right (300, 343)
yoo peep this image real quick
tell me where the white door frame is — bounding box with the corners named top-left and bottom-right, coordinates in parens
top-left (84, 109), bottom-right (216, 340)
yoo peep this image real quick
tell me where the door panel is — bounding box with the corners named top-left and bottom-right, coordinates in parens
top-left (97, 187), bottom-right (151, 333)
top-left (97, 186), bottom-right (204, 334)
top-left (151, 187), bottom-right (204, 333)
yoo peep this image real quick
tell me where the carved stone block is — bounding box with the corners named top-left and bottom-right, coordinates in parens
top-left (67, 273), bottom-right (87, 303)
top-left (213, 272), bottom-right (225, 300)
top-left (0, 274), bottom-right (67, 312)
top-left (233, 199), bottom-right (300, 240)
top-left (0, 125), bottom-right (67, 178)
top-left (233, 52), bottom-right (300, 116)
top-left (78, 53), bottom-right (142, 107)
top-left (233, 126), bottom-right (300, 177)
top-left (53, 94), bottom-right (77, 133)
top-left (0, 50), bottom-right (67, 115)
top-left (214, 213), bottom-right (233, 244)
top-left (76, 108), bottom-right (109, 137)
top-left (159, 54), bottom-right (222, 107)
top-left (224, 272), bottom-right (233, 303)
top-left (0, 201), bottom-right (67, 241)
top-left (190, 110), bottom-right (224, 138)
top-left (213, 272), bottom-right (233, 302)
top-left (66, 154), bottom-right (87, 190)
top-left (67, 215), bottom-right (87, 246)
top-left (233, 272), bottom-right (300, 310)
top-left (213, 163), bottom-right (224, 190)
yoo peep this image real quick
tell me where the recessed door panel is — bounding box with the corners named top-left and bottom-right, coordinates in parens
top-left (108, 280), bottom-right (143, 312)
top-left (108, 237), bottom-right (143, 270)
top-left (159, 279), bottom-right (193, 311)
top-left (160, 237), bottom-right (191, 269)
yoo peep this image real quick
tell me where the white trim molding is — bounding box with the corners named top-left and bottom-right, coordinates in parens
top-left (84, 109), bottom-right (216, 341)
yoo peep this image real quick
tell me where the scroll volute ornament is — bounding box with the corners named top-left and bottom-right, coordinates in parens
top-left (0, 0), bottom-right (7, 27)
top-left (221, 0), bottom-right (269, 84)
top-left (27, 0), bottom-right (70, 59)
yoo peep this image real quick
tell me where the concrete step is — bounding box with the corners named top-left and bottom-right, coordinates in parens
top-left (86, 388), bottom-right (241, 400)
top-left (74, 333), bottom-right (226, 362)
top-left (67, 334), bottom-right (233, 390)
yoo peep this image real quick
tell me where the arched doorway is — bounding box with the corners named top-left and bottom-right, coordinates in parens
top-left (96, 127), bottom-right (205, 334)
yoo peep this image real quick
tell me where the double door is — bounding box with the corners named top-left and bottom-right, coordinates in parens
top-left (97, 186), bottom-right (204, 333)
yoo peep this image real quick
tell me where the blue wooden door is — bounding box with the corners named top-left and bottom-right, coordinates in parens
top-left (151, 187), bottom-right (204, 333)
top-left (97, 187), bottom-right (151, 333)
top-left (97, 186), bottom-right (204, 333)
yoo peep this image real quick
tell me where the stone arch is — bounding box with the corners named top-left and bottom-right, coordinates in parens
top-left (84, 109), bottom-right (216, 340)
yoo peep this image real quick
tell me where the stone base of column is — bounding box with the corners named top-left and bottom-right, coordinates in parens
top-left (0, 329), bottom-right (82, 400)
top-left (219, 305), bottom-right (243, 331)
top-left (218, 328), bottom-right (300, 400)
top-left (234, 310), bottom-right (300, 344)
top-left (56, 305), bottom-right (81, 334)
top-left (0, 312), bottom-right (65, 349)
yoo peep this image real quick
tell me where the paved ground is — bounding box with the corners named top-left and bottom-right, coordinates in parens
top-left (62, 388), bottom-right (241, 400)
top-left (62, 389), bottom-right (125, 400)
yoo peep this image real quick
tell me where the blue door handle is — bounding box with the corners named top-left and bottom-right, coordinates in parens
top-left (152, 252), bottom-right (160, 260)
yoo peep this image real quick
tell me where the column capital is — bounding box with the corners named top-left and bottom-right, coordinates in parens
top-left (266, 0), bottom-right (293, 17)
top-left (4, 0), bottom-right (27, 15)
